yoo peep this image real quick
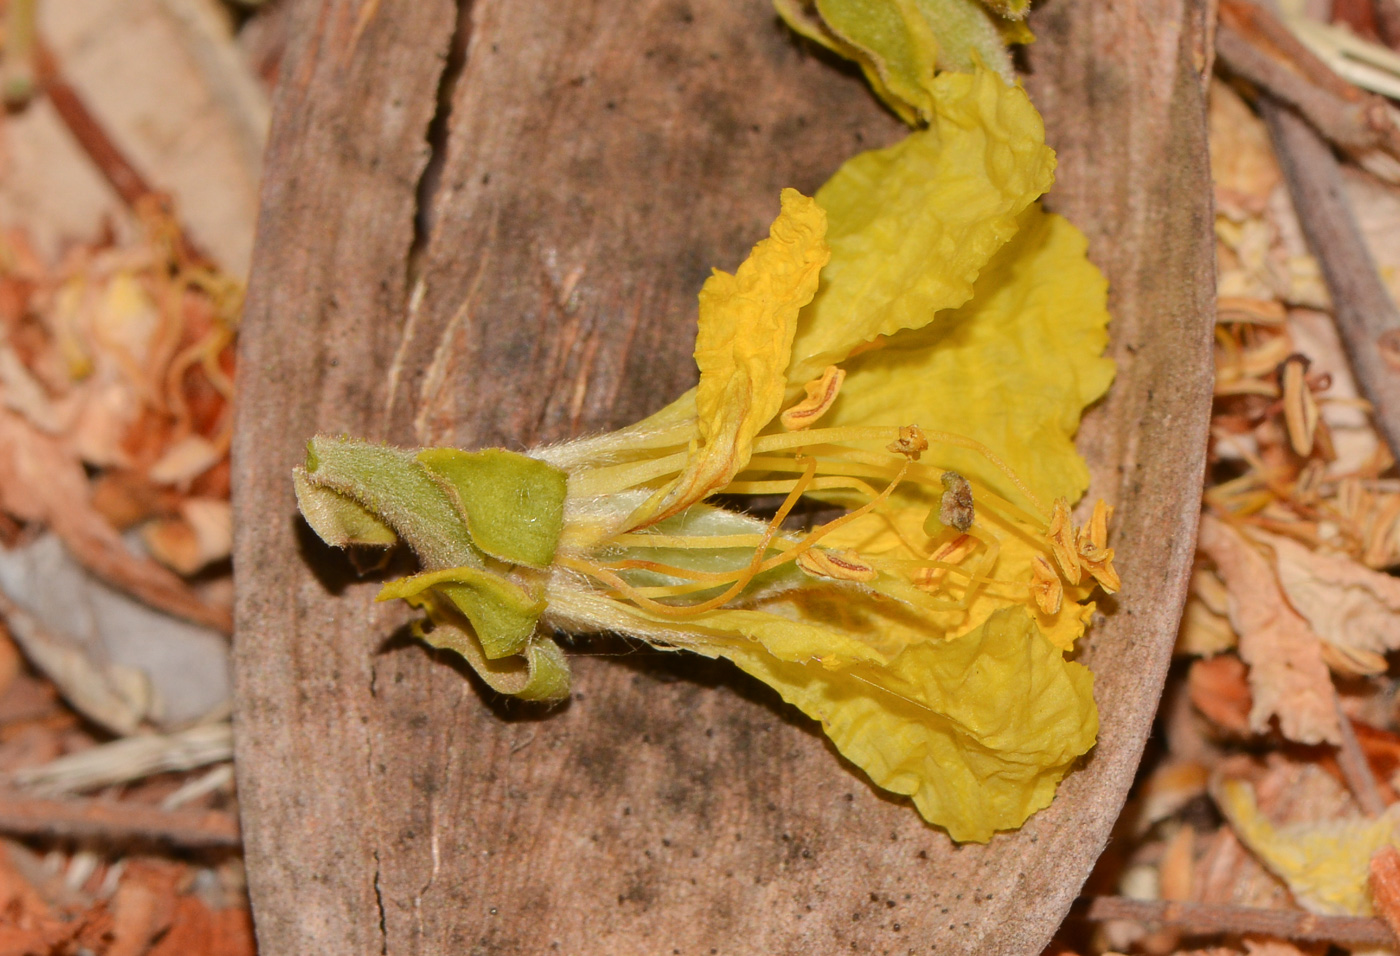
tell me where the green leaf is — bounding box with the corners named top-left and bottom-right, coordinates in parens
top-left (416, 448), bottom-right (569, 568)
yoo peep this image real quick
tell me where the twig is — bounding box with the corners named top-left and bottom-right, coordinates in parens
top-left (1221, 0), bottom-right (1363, 102)
top-left (31, 41), bottom-right (152, 208)
top-left (0, 788), bottom-right (239, 850)
top-left (30, 37), bottom-right (210, 266)
top-left (1337, 702), bottom-right (1389, 816)
top-left (7, 723), bottom-right (234, 795)
top-left (1259, 95), bottom-right (1400, 463)
top-left (1216, 0), bottom-right (1400, 166)
top-left (1072, 896), bottom-right (1397, 946)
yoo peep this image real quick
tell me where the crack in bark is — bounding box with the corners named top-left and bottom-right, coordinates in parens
top-left (409, 0), bottom-right (474, 281)
top-left (373, 849), bottom-right (388, 955)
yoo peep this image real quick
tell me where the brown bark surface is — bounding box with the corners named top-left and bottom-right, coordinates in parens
top-left (231, 0), bottom-right (1216, 953)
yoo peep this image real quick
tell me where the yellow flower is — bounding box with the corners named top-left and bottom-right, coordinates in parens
top-left (293, 69), bottom-right (1116, 843)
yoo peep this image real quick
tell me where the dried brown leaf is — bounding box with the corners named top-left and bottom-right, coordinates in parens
top-left (1161, 824), bottom-right (1197, 902)
top-left (1178, 565), bottom-right (1239, 657)
top-left (1189, 654), bottom-right (1254, 735)
top-left (1211, 79), bottom-right (1284, 218)
top-left (1241, 941), bottom-right (1314, 956)
top-left (148, 896), bottom-right (257, 956)
top-left (0, 408), bottom-right (229, 630)
top-left (1257, 528), bottom-right (1400, 674)
top-left (1197, 515), bottom-right (1341, 744)
top-left (103, 860), bottom-right (183, 956)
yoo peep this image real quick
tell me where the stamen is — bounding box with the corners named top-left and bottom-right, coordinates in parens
top-left (781, 365), bottom-right (845, 430)
top-left (1030, 555), bottom-right (1063, 615)
top-left (752, 426), bottom-right (1047, 517)
top-left (797, 548), bottom-right (877, 582)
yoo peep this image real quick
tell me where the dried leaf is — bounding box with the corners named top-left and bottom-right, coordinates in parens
top-left (148, 896), bottom-right (256, 956)
top-left (1177, 565), bottom-right (1239, 656)
top-left (104, 860), bottom-right (182, 956)
top-left (1219, 777), bottom-right (1400, 915)
top-left (142, 497), bottom-right (231, 575)
top-left (1256, 527), bottom-right (1400, 675)
top-left (1196, 514), bottom-right (1340, 744)
top-left (0, 408), bottom-right (230, 630)
top-left (1189, 654), bottom-right (1253, 736)
top-left (147, 433), bottom-right (223, 486)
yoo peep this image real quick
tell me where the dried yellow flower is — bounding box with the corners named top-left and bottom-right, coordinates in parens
top-left (293, 69), bottom-right (1117, 843)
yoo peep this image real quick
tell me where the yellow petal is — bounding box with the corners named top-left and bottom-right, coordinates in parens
top-left (824, 204), bottom-right (1113, 507)
top-left (720, 605), bottom-right (1097, 842)
top-left (780, 365), bottom-right (846, 430)
top-left (785, 70), bottom-right (1056, 389)
top-left (644, 188), bottom-right (828, 523)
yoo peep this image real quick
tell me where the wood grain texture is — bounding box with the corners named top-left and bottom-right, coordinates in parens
top-left (232, 0), bottom-right (1217, 953)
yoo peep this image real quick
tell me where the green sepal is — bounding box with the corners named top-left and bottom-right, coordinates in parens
top-left (982, 0), bottom-right (1030, 18)
top-left (300, 436), bottom-right (481, 570)
top-left (378, 566), bottom-right (546, 660)
top-left (774, 0), bottom-right (1019, 125)
top-left (416, 448), bottom-right (568, 569)
top-left (412, 617), bottom-right (571, 702)
top-left (292, 468), bottom-right (398, 547)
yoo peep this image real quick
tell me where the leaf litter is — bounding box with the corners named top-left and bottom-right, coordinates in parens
top-left (0, 0), bottom-right (263, 951)
top-left (1061, 5), bottom-right (1400, 954)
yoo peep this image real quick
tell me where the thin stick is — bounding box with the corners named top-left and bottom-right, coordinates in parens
top-left (0, 789), bottom-right (240, 850)
top-left (1260, 95), bottom-right (1400, 462)
top-left (1336, 701), bottom-right (1389, 816)
top-left (31, 39), bottom-right (210, 266)
top-left (32, 42), bottom-right (152, 208)
top-left (1216, 0), bottom-right (1400, 161)
top-left (1072, 896), bottom-right (1397, 946)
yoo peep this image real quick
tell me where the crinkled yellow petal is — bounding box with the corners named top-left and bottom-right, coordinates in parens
top-left (785, 69), bottom-right (1055, 389)
top-left (824, 204), bottom-right (1113, 508)
top-left (1219, 779), bottom-right (1400, 916)
top-left (719, 605), bottom-right (1097, 842)
top-left (646, 188), bottom-right (828, 523)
